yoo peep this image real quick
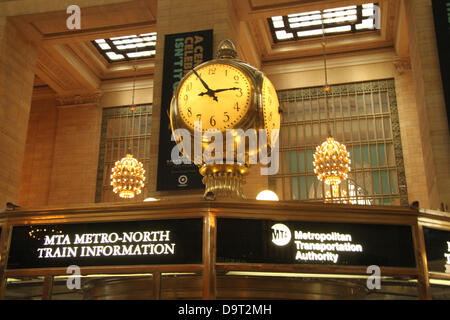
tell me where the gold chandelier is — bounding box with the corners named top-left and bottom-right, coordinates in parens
top-left (110, 50), bottom-right (145, 199)
top-left (313, 137), bottom-right (351, 186)
top-left (313, 14), bottom-right (351, 196)
top-left (111, 154), bottom-right (145, 198)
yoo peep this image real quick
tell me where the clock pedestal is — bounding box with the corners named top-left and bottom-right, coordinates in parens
top-left (199, 163), bottom-right (248, 199)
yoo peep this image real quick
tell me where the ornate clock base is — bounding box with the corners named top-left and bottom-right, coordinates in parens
top-left (199, 163), bottom-right (248, 199)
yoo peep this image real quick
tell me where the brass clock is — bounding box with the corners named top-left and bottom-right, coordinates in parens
top-left (262, 76), bottom-right (281, 147)
top-left (176, 63), bottom-right (252, 132)
top-left (170, 40), bottom-right (280, 199)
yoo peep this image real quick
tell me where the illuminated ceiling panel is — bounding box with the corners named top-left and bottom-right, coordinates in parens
top-left (92, 32), bottom-right (157, 63)
top-left (268, 3), bottom-right (378, 42)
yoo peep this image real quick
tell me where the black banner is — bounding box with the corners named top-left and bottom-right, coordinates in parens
top-left (156, 29), bottom-right (213, 191)
top-left (217, 218), bottom-right (416, 268)
top-left (7, 218), bottom-right (203, 269)
top-left (423, 227), bottom-right (450, 274)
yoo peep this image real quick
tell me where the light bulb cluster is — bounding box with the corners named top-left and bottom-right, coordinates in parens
top-left (325, 184), bottom-right (349, 204)
top-left (313, 137), bottom-right (351, 185)
top-left (111, 154), bottom-right (145, 199)
top-left (29, 227), bottom-right (62, 241)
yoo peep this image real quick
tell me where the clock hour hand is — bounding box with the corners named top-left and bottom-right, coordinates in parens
top-left (198, 91), bottom-right (218, 101)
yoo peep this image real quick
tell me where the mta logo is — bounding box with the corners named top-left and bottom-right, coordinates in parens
top-left (271, 223), bottom-right (291, 246)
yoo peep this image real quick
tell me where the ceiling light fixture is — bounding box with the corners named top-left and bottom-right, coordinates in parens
top-left (256, 190), bottom-right (280, 201)
top-left (313, 13), bottom-right (351, 203)
top-left (110, 48), bottom-right (145, 199)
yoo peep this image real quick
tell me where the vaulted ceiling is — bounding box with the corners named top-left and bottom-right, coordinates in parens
top-left (8, 0), bottom-right (403, 97)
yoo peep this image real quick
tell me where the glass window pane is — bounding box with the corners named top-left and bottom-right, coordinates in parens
top-left (367, 119), bottom-right (375, 140)
top-left (289, 125), bottom-right (298, 146)
top-left (386, 143), bottom-right (395, 166)
top-left (381, 91), bottom-right (389, 113)
top-left (5, 277), bottom-right (44, 300)
top-left (161, 272), bottom-right (203, 300)
top-left (52, 274), bottom-right (154, 300)
top-left (96, 105), bottom-right (152, 203)
top-left (300, 176), bottom-right (307, 199)
top-left (375, 118), bottom-right (384, 139)
top-left (291, 177), bottom-right (299, 200)
top-left (275, 80), bottom-right (405, 204)
top-left (350, 95), bottom-right (357, 116)
top-left (357, 94), bottom-right (365, 115)
top-left (373, 92), bottom-right (381, 114)
top-left (384, 117), bottom-right (392, 139)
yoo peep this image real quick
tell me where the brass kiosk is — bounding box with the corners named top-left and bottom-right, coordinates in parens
top-left (0, 199), bottom-right (449, 300)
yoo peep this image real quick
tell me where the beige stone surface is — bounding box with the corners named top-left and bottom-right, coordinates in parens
top-left (18, 97), bottom-right (57, 207)
top-left (395, 69), bottom-right (431, 208)
top-left (0, 20), bottom-right (37, 207)
top-left (46, 103), bottom-right (102, 205)
top-left (404, 0), bottom-right (450, 209)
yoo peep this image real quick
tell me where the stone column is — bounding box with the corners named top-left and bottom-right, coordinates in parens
top-left (394, 57), bottom-right (432, 208)
top-left (403, 0), bottom-right (450, 210)
top-left (46, 93), bottom-right (103, 205)
top-left (18, 92), bottom-right (58, 207)
top-left (0, 18), bottom-right (38, 207)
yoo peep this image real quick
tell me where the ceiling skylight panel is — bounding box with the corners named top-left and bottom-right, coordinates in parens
top-left (297, 29), bottom-right (323, 38)
top-left (92, 32), bottom-right (157, 63)
top-left (268, 3), bottom-right (378, 42)
top-left (106, 52), bottom-right (125, 61)
top-left (275, 30), bottom-right (294, 40)
top-left (288, 11), bottom-right (320, 17)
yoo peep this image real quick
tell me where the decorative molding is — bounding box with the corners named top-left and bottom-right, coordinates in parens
top-left (32, 86), bottom-right (57, 101)
top-left (262, 50), bottom-right (396, 76)
top-left (100, 78), bottom-right (154, 93)
top-left (56, 91), bottom-right (103, 107)
top-left (393, 56), bottom-right (411, 75)
top-left (387, 79), bottom-right (409, 206)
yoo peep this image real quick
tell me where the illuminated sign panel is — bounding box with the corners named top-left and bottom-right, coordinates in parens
top-left (423, 227), bottom-right (450, 274)
top-left (7, 219), bottom-right (203, 269)
top-left (217, 219), bottom-right (416, 267)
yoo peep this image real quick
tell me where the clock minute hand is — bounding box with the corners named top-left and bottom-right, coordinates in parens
top-left (192, 69), bottom-right (218, 102)
top-left (192, 69), bottom-right (212, 91)
top-left (212, 87), bottom-right (240, 93)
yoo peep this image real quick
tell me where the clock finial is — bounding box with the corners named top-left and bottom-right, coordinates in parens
top-left (216, 39), bottom-right (237, 59)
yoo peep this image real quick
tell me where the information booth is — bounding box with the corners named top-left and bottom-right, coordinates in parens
top-left (0, 199), bottom-right (449, 300)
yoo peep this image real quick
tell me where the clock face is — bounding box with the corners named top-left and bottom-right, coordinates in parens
top-left (176, 63), bottom-right (252, 131)
top-left (262, 76), bottom-right (280, 145)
